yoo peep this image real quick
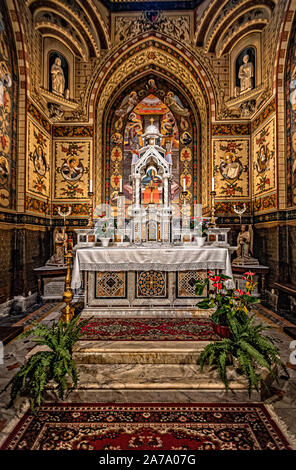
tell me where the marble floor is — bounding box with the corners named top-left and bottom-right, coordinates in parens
top-left (0, 303), bottom-right (296, 448)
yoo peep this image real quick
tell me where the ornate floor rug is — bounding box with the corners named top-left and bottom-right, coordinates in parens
top-left (80, 318), bottom-right (220, 341)
top-left (1, 403), bottom-right (294, 450)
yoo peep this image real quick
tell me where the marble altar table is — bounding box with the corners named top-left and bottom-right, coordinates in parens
top-left (71, 246), bottom-right (234, 309)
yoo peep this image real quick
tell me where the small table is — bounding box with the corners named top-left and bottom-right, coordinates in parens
top-left (33, 266), bottom-right (67, 303)
top-left (231, 264), bottom-right (269, 300)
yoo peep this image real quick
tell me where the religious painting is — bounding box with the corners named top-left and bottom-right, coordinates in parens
top-left (285, 12), bottom-right (296, 207)
top-left (252, 116), bottom-right (276, 196)
top-left (0, 1), bottom-right (18, 210)
top-left (213, 138), bottom-right (249, 198)
top-left (27, 117), bottom-right (50, 198)
top-left (54, 140), bottom-right (91, 199)
top-left (141, 166), bottom-right (162, 204)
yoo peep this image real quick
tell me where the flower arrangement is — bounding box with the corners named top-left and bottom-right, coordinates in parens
top-left (195, 271), bottom-right (288, 396)
top-left (94, 217), bottom-right (114, 238)
top-left (190, 218), bottom-right (209, 237)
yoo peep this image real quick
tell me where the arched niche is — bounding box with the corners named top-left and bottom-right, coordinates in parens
top-left (101, 74), bottom-right (200, 213)
top-left (229, 32), bottom-right (262, 98)
top-left (43, 37), bottom-right (74, 99)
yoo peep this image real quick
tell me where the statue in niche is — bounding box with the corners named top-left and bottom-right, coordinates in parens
top-left (46, 227), bottom-right (68, 266)
top-left (233, 224), bottom-right (259, 266)
top-left (51, 57), bottom-right (65, 96)
top-left (238, 54), bottom-right (254, 93)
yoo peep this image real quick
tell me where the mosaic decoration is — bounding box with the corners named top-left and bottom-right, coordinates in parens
top-left (95, 271), bottom-right (126, 299)
top-left (285, 13), bottom-right (296, 206)
top-left (27, 101), bottom-right (51, 134)
top-left (253, 116), bottom-right (276, 196)
top-left (212, 123), bottom-right (250, 136)
top-left (253, 193), bottom-right (277, 212)
top-left (107, 76), bottom-right (196, 208)
top-left (54, 140), bottom-right (91, 199)
top-left (136, 270), bottom-right (167, 298)
top-left (177, 270), bottom-right (207, 298)
top-left (25, 195), bottom-right (50, 216)
top-left (213, 139), bottom-right (249, 198)
top-left (27, 118), bottom-right (51, 198)
top-left (52, 203), bottom-right (90, 217)
top-left (53, 126), bottom-right (93, 138)
top-left (251, 97), bottom-right (276, 133)
top-left (0, 2), bottom-right (18, 210)
top-left (215, 200), bottom-right (252, 215)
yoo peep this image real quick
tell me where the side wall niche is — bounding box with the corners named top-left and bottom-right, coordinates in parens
top-left (229, 33), bottom-right (262, 99)
top-left (42, 37), bottom-right (74, 99)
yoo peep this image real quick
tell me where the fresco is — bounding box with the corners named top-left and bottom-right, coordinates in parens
top-left (285, 13), bottom-right (296, 206)
top-left (54, 140), bottom-right (91, 199)
top-left (213, 138), bottom-right (249, 198)
top-left (27, 117), bottom-right (50, 198)
top-left (0, 2), bottom-right (18, 209)
top-left (252, 116), bottom-right (276, 196)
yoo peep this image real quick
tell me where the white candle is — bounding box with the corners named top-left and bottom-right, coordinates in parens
top-left (212, 177), bottom-right (215, 191)
top-left (89, 179), bottom-right (93, 192)
top-left (183, 177), bottom-right (186, 192)
top-left (120, 178), bottom-right (123, 192)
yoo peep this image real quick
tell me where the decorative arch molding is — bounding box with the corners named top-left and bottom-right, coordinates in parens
top-left (82, 33), bottom-right (221, 124)
top-left (93, 48), bottom-right (211, 211)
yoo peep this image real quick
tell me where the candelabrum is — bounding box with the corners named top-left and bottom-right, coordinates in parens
top-left (233, 202), bottom-right (247, 225)
top-left (60, 246), bottom-right (75, 323)
top-left (87, 191), bottom-right (94, 228)
top-left (209, 190), bottom-right (216, 227)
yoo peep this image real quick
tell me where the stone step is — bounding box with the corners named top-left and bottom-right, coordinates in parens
top-left (74, 363), bottom-right (251, 391)
top-left (73, 340), bottom-right (211, 365)
top-left (80, 307), bottom-right (212, 318)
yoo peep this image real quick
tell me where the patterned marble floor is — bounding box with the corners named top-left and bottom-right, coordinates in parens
top-left (0, 303), bottom-right (296, 447)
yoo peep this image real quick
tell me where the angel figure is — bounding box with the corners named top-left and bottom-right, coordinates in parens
top-left (115, 91), bottom-right (138, 118)
top-left (46, 227), bottom-right (68, 266)
top-left (164, 91), bottom-right (189, 116)
top-left (233, 224), bottom-right (259, 266)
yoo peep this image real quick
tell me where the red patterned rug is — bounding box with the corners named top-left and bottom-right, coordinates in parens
top-left (1, 403), bottom-right (293, 450)
top-left (80, 318), bottom-right (220, 341)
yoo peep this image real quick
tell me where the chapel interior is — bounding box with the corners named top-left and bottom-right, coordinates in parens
top-left (1, 0), bottom-right (296, 452)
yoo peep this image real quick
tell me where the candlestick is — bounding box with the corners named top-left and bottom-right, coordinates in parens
top-left (120, 178), bottom-right (123, 193)
top-left (90, 179), bottom-right (93, 193)
top-left (212, 177), bottom-right (215, 191)
top-left (209, 190), bottom-right (216, 227)
top-left (183, 177), bottom-right (186, 192)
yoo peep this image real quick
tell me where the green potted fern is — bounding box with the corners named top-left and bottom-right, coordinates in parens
top-left (0, 313), bottom-right (90, 412)
top-left (198, 313), bottom-right (288, 396)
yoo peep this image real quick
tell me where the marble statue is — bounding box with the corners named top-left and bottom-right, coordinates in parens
top-left (232, 224), bottom-right (259, 266)
top-left (51, 57), bottom-right (65, 96)
top-left (238, 54), bottom-right (254, 93)
top-left (46, 227), bottom-right (68, 266)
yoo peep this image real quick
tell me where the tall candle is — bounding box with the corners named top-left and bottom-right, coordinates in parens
top-left (211, 177), bottom-right (215, 191)
top-left (183, 177), bottom-right (186, 192)
top-left (90, 179), bottom-right (93, 193)
top-left (120, 178), bottom-right (123, 192)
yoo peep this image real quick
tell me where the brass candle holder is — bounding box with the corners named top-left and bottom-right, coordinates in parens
top-left (60, 248), bottom-right (75, 324)
top-left (209, 190), bottom-right (216, 227)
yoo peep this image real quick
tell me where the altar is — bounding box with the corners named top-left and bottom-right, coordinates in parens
top-left (71, 245), bottom-right (234, 309)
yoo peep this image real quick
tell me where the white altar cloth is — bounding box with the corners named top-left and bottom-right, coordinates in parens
top-left (71, 245), bottom-right (233, 289)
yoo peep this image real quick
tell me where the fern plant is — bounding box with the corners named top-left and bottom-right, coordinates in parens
top-left (198, 314), bottom-right (288, 396)
top-left (0, 314), bottom-right (90, 413)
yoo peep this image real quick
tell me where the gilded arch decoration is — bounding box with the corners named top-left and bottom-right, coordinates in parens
top-left (93, 42), bottom-right (211, 211)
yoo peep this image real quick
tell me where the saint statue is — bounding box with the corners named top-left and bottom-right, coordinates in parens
top-left (238, 54), bottom-right (254, 93)
top-left (232, 224), bottom-right (259, 266)
top-left (46, 227), bottom-right (68, 266)
top-left (51, 57), bottom-right (65, 96)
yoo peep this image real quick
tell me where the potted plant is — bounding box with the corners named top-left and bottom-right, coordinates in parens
top-left (191, 218), bottom-right (209, 246)
top-left (198, 313), bottom-right (288, 396)
top-left (0, 314), bottom-right (90, 413)
top-left (94, 216), bottom-right (114, 247)
top-left (195, 271), bottom-right (260, 338)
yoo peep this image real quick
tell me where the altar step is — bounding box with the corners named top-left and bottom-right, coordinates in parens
top-left (80, 307), bottom-right (212, 318)
top-left (73, 340), bottom-right (208, 365)
top-left (71, 339), bottom-right (274, 401)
